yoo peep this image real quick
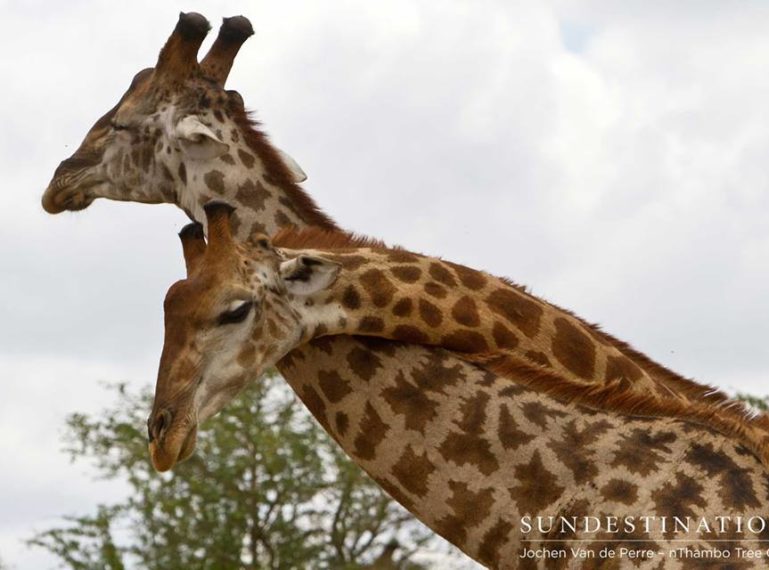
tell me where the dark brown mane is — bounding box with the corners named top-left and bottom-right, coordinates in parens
top-left (272, 226), bottom-right (393, 251)
top-left (531, 296), bottom-right (740, 410)
top-left (228, 102), bottom-right (340, 231)
top-left (465, 352), bottom-right (769, 465)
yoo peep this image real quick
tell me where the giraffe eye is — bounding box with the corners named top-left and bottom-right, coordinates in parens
top-left (218, 300), bottom-right (253, 325)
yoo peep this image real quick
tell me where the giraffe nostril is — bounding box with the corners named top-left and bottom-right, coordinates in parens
top-left (148, 409), bottom-right (173, 443)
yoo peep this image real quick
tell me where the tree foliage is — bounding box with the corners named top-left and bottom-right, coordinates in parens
top-left (737, 393), bottom-right (769, 412)
top-left (29, 373), bottom-right (436, 569)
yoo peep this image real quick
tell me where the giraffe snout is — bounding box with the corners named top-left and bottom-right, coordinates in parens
top-left (147, 408), bottom-right (173, 443)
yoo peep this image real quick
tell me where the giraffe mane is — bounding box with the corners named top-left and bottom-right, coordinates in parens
top-left (272, 226), bottom-right (392, 250)
top-left (465, 352), bottom-right (769, 462)
top-left (227, 101), bottom-right (340, 231)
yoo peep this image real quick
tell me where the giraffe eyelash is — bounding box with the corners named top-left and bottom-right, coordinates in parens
top-left (218, 300), bottom-right (253, 325)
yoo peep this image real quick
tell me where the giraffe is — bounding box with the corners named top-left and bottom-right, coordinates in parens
top-left (41, 13), bottom-right (769, 567)
top-left (150, 205), bottom-right (769, 473)
top-left (40, 12), bottom-right (764, 429)
top-left (149, 203), bottom-right (769, 569)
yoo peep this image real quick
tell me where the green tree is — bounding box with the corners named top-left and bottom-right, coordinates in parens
top-left (29, 373), bottom-right (436, 569)
top-left (737, 393), bottom-right (769, 412)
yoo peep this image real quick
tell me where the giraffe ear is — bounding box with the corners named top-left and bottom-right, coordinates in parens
top-left (277, 148), bottom-right (307, 183)
top-left (174, 115), bottom-right (230, 160)
top-left (279, 255), bottom-right (340, 296)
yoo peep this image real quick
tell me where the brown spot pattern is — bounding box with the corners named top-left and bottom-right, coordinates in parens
top-left (605, 354), bottom-right (643, 383)
top-left (552, 317), bottom-right (596, 380)
top-left (299, 385), bottom-right (327, 428)
top-left (441, 330), bottom-right (489, 353)
top-left (687, 443), bottom-right (760, 510)
top-left (452, 296), bottom-right (481, 328)
top-left (611, 429), bottom-right (678, 477)
top-left (446, 261), bottom-right (488, 290)
top-left (418, 299), bottom-right (443, 328)
top-left (203, 170), bottom-right (225, 193)
top-left (410, 352), bottom-right (461, 391)
top-left (335, 412), bottom-right (349, 437)
top-left (509, 451), bottom-right (564, 514)
top-left (547, 420), bottom-right (605, 485)
top-left (383, 372), bottom-right (438, 434)
top-left (498, 404), bottom-right (534, 450)
top-left (439, 392), bottom-right (499, 475)
top-left (235, 179), bottom-right (271, 212)
top-left (392, 446), bottom-right (435, 497)
top-left (274, 211), bottom-right (291, 227)
top-left (439, 431), bottom-right (499, 476)
top-left (521, 401), bottom-right (554, 429)
top-left (353, 403), bottom-right (389, 460)
top-left (429, 262), bottom-right (457, 287)
top-left (358, 316), bottom-right (385, 333)
top-left (355, 336), bottom-right (397, 357)
top-left (346, 346), bottom-right (382, 382)
top-left (651, 473), bottom-right (707, 536)
top-left (328, 254), bottom-right (369, 271)
top-left (457, 392), bottom-right (489, 434)
top-left (238, 148), bottom-right (256, 168)
top-left (600, 479), bottom-right (639, 505)
top-left (392, 297), bottom-right (413, 317)
top-left (341, 285), bottom-right (361, 309)
top-left (423, 282), bottom-right (448, 299)
top-left (486, 288), bottom-right (543, 338)
top-left (436, 481), bottom-right (494, 546)
top-left (525, 350), bottom-right (551, 367)
top-left (392, 325), bottom-right (430, 345)
top-left (308, 336), bottom-right (336, 355)
top-left (477, 519), bottom-right (512, 569)
top-left (492, 322), bottom-right (519, 350)
top-left (391, 265), bottom-right (422, 283)
top-left (360, 268), bottom-right (396, 307)
top-left (237, 345), bottom-right (255, 367)
top-left (318, 370), bottom-right (352, 403)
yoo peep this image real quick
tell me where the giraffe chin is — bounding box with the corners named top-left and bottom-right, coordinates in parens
top-left (41, 186), bottom-right (95, 214)
top-left (149, 425), bottom-right (198, 472)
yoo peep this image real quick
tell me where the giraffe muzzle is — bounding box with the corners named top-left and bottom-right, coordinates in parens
top-left (147, 408), bottom-right (198, 472)
top-left (42, 178), bottom-right (96, 213)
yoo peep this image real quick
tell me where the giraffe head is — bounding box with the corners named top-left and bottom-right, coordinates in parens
top-left (42, 13), bottom-right (258, 214)
top-left (148, 203), bottom-right (339, 471)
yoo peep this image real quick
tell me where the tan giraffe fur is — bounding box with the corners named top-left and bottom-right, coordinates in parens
top-left (149, 204), bottom-right (769, 569)
top-left (43, 13), bottom-right (769, 568)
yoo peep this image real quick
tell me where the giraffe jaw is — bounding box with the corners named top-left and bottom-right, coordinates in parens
top-left (149, 423), bottom-right (198, 472)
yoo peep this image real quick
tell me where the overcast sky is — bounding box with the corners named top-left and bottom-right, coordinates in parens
top-left (2, 1), bottom-right (769, 568)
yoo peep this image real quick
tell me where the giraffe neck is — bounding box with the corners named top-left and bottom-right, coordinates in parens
top-left (275, 336), bottom-right (769, 569)
top-left (272, 235), bottom-right (769, 469)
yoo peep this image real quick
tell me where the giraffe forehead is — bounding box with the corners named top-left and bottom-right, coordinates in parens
top-left (165, 266), bottom-right (257, 315)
